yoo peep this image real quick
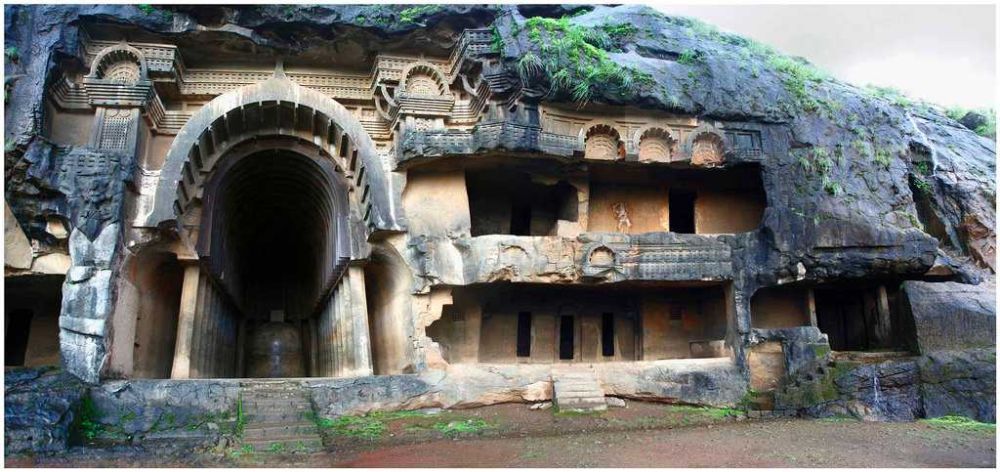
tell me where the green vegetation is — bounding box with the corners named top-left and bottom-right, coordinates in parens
top-left (309, 410), bottom-right (432, 441)
top-left (490, 25), bottom-right (505, 54)
top-left (5, 46), bottom-right (18, 63)
top-left (516, 51), bottom-right (543, 82)
top-left (267, 442), bottom-right (286, 453)
top-left (73, 395), bottom-right (104, 441)
top-left (432, 418), bottom-right (491, 437)
top-left (234, 392), bottom-right (246, 438)
top-left (910, 161), bottom-right (933, 195)
top-left (399, 5), bottom-right (442, 25)
top-left (920, 415), bottom-right (995, 433)
top-left (599, 22), bottom-right (639, 45)
top-left (678, 49), bottom-right (699, 66)
top-left (737, 389), bottom-right (761, 411)
top-left (945, 107), bottom-right (996, 140)
top-left (873, 148), bottom-right (893, 168)
top-left (228, 443), bottom-right (255, 459)
top-left (864, 85), bottom-right (913, 108)
top-left (137, 4), bottom-right (171, 21)
top-left (519, 16), bottom-right (655, 106)
top-left (768, 55), bottom-right (827, 111)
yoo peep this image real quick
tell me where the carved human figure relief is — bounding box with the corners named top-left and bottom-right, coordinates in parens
top-left (612, 201), bottom-right (632, 233)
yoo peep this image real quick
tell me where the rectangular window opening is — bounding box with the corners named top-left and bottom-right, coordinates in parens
top-left (669, 190), bottom-right (696, 234)
top-left (559, 315), bottom-right (575, 360)
top-left (516, 311), bottom-right (532, 357)
top-left (5, 309), bottom-right (33, 366)
top-left (601, 312), bottom-right (615, 357)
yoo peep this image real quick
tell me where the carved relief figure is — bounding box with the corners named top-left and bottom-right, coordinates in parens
top-left (612, 201), bottom-right (632, 233)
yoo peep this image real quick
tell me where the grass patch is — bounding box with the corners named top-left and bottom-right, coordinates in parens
top-left (432, 418), bottom-right (491, 437)
top-left (399, 5), bottom-right (442, 25)
top-left (767, 55), bottom-right (827, 111)
top-left (920, 415), bottom-right (995, 433)
top-left (234, 392), bottom-right (246, 437)
top-left (72, 395), bottom-right (104, 441)
top-left (519, 15), bottom-right (655, 106)
top-left (663, 404), bottom-right (739, 419)
top-left (945, 106), bottom-right (996, 140)
top-left (309, 410), bottom-right (435, 441)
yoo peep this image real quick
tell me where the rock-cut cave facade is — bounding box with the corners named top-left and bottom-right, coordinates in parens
top-left (4, 5), bottom-right (995, 424)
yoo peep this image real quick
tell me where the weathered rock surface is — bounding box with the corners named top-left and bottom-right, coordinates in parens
top-left (900, 280), bottom-right (996, 353)
top-left (4, 367), bottom-right (86, 455)
top-left (918, 349), bottom-right (996, 423)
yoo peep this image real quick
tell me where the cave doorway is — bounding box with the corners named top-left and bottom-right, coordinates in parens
top-left (193, 147), bottom-right (352, 378)
top-left (4, 275), bottom-right (63, 368)
top-left (814, 285), bottom-right (901, 352)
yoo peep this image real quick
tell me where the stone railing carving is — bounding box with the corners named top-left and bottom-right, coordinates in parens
top-left (580, 234), bottom-right (733, 282)
top-left (405, 233), bottom-right (735, 292)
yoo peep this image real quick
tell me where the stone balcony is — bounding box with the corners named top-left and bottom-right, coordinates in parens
top-left (407, 232), bottom-right (735, 290)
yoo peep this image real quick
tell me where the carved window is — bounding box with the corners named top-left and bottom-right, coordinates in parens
top-left (588, 246), bottom-right (615, 266)
top-left (691, 132), bottom-right (725, 166)
top-left (104, 61), bottom-right (140, 85)
top-left (638, 128), bottom-right (674, 163)
top-left (584, 125), bottom-right (622, 161)
top-left (406, 72), bottom-right (441, 97)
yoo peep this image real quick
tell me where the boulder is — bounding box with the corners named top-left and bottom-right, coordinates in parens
top-left (4, 367), bottom-right (86, 455)
top-left (918, 348), bottom-right (995, 423)
top-left (900, 281), bottom-right (996, 353)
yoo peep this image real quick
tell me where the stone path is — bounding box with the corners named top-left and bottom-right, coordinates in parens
top-left (238, 380), bottom-right (323, 453)
top-left (551, 366), bottom-right (607, 412)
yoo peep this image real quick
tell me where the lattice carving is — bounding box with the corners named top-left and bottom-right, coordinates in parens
top-left (638, 127), bottom-right (675, 163)
top-left (691, 132), bottom-right (726, 166)
top-left (98, 108), bottom-right (134, 151)
top-left (584, 124), bottom-right (622, 161)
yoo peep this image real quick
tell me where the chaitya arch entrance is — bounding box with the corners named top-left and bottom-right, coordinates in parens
top-left (131, 71), bottom-right (401, 379)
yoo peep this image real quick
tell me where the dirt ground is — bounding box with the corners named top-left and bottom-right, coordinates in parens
top-left (7, 402), bottom-right (996, 468)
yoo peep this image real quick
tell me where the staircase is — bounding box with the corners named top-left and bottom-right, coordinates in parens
top-left (239, 381), bottom-right (323, 452)
top-left (551, 367), bottom-right (608, 412)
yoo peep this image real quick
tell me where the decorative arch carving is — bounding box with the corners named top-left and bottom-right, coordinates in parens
top-left (636, 126), bottom-right (677, 163)
top-left (88, 44), bottom-right (148, 83)
top-left (398, 63), bottom-right (450, 98)
top-left (687, 128), bottom-right (727, 166)
top-left (582, 123), bottom-right (624, 161)
top-left (144, 74), bottom-right (402, 235)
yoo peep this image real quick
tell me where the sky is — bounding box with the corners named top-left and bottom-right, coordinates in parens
top-left (653, 4), bottom-right (996, 109)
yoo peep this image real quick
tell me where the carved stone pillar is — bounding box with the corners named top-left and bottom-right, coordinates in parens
top-left (170, 262), bottom-right (201, 379)
top-left (57, 44), bottom-right (153, 382)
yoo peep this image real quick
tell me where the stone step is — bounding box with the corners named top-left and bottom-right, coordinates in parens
top-left (242, 425), bottom-right (319, 440)
top-left (558, 396), bottom-right (607, 404)
top-left (552, 368), bottom-right (606, 412)
top-left (243, 437), bottom-right (324, 452)
top-left (248, 414), bottom-right (315, 424)
top-left (245, 400), bottom-right (312, 408)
